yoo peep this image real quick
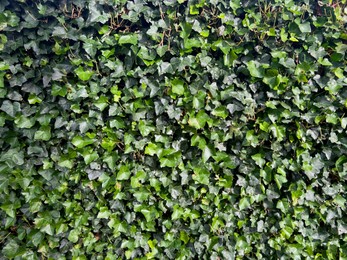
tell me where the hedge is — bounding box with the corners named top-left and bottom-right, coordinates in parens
top-left (1, 0), bottom-right (347, 259)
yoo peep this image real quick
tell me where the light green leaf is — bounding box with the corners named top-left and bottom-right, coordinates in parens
top-left (239, 197), bottom-right (250, 210)
top-left (97, 207), bottom-right (111, 219)
top-left (334, 194), bottom-right (346, 208)
top-left (212, 106), bottom-right (228, 119)
top-left (298, 22), bottom-right (311, 33)
top-left (0, 61), bottom-right (9, 71)
top-left (68, 229), bottom-right (80, 243)
top-left (94, 95), bottom-right (109, 111)
top-left (138, 120), bottom-right (155, 137)
top-left (74, 66), bottom-right (94, 81)
top-left (252, 153), bottom-right (266, 168)
top-left (188, 110), bottom-right (209, 129)
top-left (341, 118), bottom-right (347, 129)
top-left (274, 174), bottom-right (287, 190)
top-left (117, 165), bottom-right (131, 180)
top-left (202, 145), bottom-right (212, 163)
top-left (83, 150), bottom-right (99, 164)
top-left (72, 136), bottom-right (94, 148)
top-left (34, 126), bottom-right (51, 141)
top-left (15, 115), bottom-right (35, 128)
top-left (281, 226), bottom-right (293, 239)
top-left (58, 158), bottom-right (74, 169)
top-left (192, 167), bottom-right (210, 185)
top-left (247, 60), bottom-right (265, 78)
top-left (145, 142), bottom-right (162, 156)
top-left (171, 78), bottom-right (185, 95)
top-left (118, 34), bottom-right (138, 45)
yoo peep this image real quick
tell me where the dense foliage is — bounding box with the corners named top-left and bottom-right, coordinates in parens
top-left (1, 0), bottom-right (347, 258)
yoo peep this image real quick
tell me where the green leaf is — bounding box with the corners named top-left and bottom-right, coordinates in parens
top-left (137, 46), bottom-right (156, 61)
top-left (41, 224), bottom-right (54, 236)
top-left (131, 171), bottom-right (147, 188)
top-left (52, 84), bottom-right (67, 97)
top-left (117, 165), bottom-right (131, 180)
top-left (274, 174), bottom-right (287, 190)
top-left (184, 38), bottom-right (200, 49)
top-left (31, 231), bottom-right (44, 247)
top-left (138, 120), bottom-right (155, 137)
top-left (239, 197), bottom-right (251, 210)
top-left (58, 157), bottom-right (74, 169)
top-left (180, 231), bottom-right (190, 244)
top-left (159, 152), bottom-right (181, 168)
top-left (72, 136), bottom-right (95, 148)
top-left (188, 110), bottom-right (209, 129)
top-left (0, 61), bottom-right (9, 70)
top-left (190, 5), bottom-right (199, 15)
top-left (68, 229), bottom-right (80, 243)
top-left (157, 45), bottom-right (168, 57)
top-left (34, 126), bottom-right (51, 141)
top-left (298, 22), bottom-right (311, 33)
top-left (246, 130), bottom-right (259, 147)
top-left (202, 145), bottom-right (212, 163)
top-left (212, 106), bottom-right (228, 119)
top-left (171, 78), bottom-right (185, 95)
top-left (192, 167), bottom-right (210, 185)
top-left (28, 93), bottom-right (42, 104)
top-left (247, 60), bottom-right (265, 78)
top-left (97, 207), bottom-right (111, 219)
top-left (334, 194), bottom-right (346, 208)
top-left (180, 22), bottom-right (192, 39)
top-left (145, 142), bottom-right (162, 156)
top-left (192, 90), bottom-right (206, 110)
top-left (1, 204), bottom-right (16, 218)
top-left (83, 150), bottom-right (99, 164)
top-left (15, 115), bottom-right (35, 128)
top-left (74, 66), bottom-right (94, 81)
top-left (276, 199), bottom-right (289, 213)
top-left (118, 34), bottom-right (138, 45)
top-left (318, 57), bottom-right (332, 66)
top-left (281, 226), bottom-right (293, 239)
top-left (94, 95), bottom-right (109, 111)
top-left (2, 240), bottom-right (24, 258)
top-left (252, 153), bottom-right (266, 168)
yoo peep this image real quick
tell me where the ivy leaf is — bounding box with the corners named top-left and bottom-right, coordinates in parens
top-left (34, 126), bottom-right (51, 141)
top-left (298, 22), bottom-right (311, 33)
top-left (97, 207), bottom-right (111, 219)
top-left (117, 165), bottom-right (131, 180)
top-left (239, 197), bottom-right (251, 210)
top-left (171, 78), bottom-right (185, 95)
top-left (72, 136), bottom-right (94, 148)
top-left (68, 229), bottom-right (80, 243)
top-left (14, 115), bottom-right (35, 128)
top-left (202, 145), bottom-right (213, 163)
top-left (192, 167), bottom-right (210, 185)
top-left (2, 240), bottom-right (24, 258)
top-left (145, 142), bottom-right (162, 156)
top-left (118, 34), bottom-right (138, 45)
top-left (74, 66), bottom-right (94, 81)
top-left (274, 174), bottom-right (287, 190)
top-left (247, 60), bottom-right (265, 78)
top-left (212, 106), bottom-right (228, 119)
top-left (252, 153), bottom-right (266, 168)
top-left (82, 150), bottom-right (99, 164)
top-left (188, 110), bottom-right (209, 129)
top-left (138, 120), bottom-right (155, 137)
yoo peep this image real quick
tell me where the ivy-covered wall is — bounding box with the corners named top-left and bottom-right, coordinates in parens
top-left (1, 0), bottom-right (347, 259)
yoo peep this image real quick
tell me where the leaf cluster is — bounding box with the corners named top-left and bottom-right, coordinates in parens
top-left (1, 0), bottom-right (347, 259)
